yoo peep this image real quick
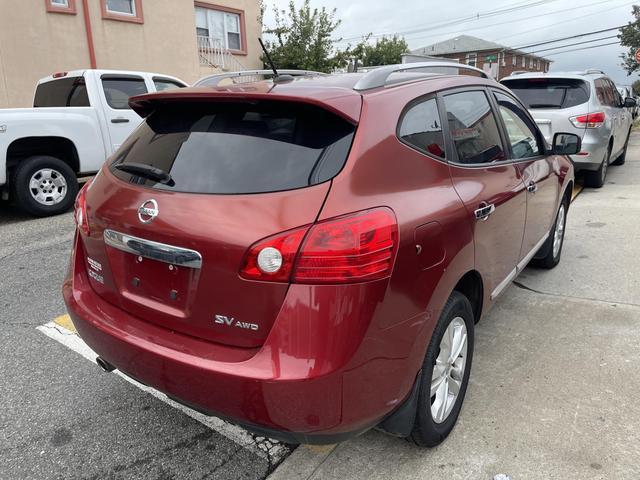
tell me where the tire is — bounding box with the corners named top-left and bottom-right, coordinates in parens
top-left (612, 130), bottom-right (631, 166)
top-left (584, 145), bottom-right (610, 188)
top-left (531, 197), bottom-right (568, 269)
top-left (11, 155), bottom-right (78, 217)
top-left (410, 291), bottom-right (474, 447)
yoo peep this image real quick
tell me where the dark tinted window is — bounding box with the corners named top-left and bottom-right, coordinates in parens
top-left (153, 78), bottom-right (185, 92)
top-left (33, 77), bottom-right (90, 107)
top-left (443, 90), bottom-right (505, 165)
top-left (502, 78), bottom-right (590, 109)
top-left (102, 77), bottom-right (147, 109)
top-left (493, 91), bottom-right (541, 159)
top-left (109, 102), bottom-right (355, 194)
top-left (399, 98), bottom-right (445, 159)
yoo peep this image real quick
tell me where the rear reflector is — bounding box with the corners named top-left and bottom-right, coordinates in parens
top-left (570, 111), bottom-right (605, 128)
top-left (240, 208), bottom-right (398, 284)
top-left (74, 182), bottom-right (90, 236)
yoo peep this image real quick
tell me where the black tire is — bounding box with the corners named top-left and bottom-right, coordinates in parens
top-left (584, 145), bottom-right (610, 188)
top-left (11, 156), bottom-right (78, 217)
top-left (612, 130), bottom-right (631, 166)
top-left (410, 291), bottom-right (474, 447)
top-left (531, 196), bottom-right (569, 269)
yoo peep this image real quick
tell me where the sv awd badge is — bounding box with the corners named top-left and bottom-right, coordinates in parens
top-left (215, 315), bottom-right (259, 331)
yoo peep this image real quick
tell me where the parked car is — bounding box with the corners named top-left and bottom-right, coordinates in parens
top-left (0, 69), bottom-right (187, 216)
top-left (63, 64), bottom-right (577, 447)
top-left (501, 70), bottom-right (635, 188)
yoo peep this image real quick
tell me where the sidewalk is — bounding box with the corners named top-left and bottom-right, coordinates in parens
top-left (270, 133), bottom-right (640, 480)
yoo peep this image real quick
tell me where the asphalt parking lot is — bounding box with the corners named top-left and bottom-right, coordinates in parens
top-left (2, 133), bottom-right (639, 480)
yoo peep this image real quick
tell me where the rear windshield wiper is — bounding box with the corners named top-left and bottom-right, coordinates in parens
top-left (114, 162), bottom-right (174, 186)
top-left (528, 104), bottom-right (562, 109)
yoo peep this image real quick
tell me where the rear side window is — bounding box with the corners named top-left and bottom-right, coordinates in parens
top-left (502, 78), bottom-right (590, 109)
top-left (109, 102), bottom-right (355, 194)
top-left (101, 76), bottom-right (148, 109)
top-left (443, 90), bottom-right (505, 165)
top-left (398, 98), bottom-right (445, 159)
top-left (153, 77), bottom-right (185, 92)
top-left (34, 77), bottom-right (89, 107)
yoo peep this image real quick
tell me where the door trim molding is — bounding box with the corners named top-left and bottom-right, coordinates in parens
top-left (490, 232), bottom-right (549, 300)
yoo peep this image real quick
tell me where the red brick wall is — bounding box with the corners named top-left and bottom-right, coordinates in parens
top-left (435, 50), bottom-right (549, 79)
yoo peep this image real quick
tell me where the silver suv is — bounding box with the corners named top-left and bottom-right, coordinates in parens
top-left (501, 70), bottom-right (636, 188)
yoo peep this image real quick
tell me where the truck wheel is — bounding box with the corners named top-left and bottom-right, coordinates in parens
top-left (531, 197), bottom-right (568, 269)
top-left (12, 156), bottom-right (78, 217)
top-left (410, 291), bottom-right (474, 447)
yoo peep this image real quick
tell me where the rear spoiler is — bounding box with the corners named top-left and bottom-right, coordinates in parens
top-left (129, 86), bottom-right (362, 125)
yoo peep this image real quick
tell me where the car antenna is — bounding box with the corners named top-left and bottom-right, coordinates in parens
top-left (259, 38), bottom-right (293, 84)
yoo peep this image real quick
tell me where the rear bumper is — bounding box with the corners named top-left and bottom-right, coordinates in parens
top-left (63, 235), bottom-right (423, 443)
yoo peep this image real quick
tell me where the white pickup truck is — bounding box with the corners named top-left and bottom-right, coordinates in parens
top-left (0, 69), bottom-right (187, 216)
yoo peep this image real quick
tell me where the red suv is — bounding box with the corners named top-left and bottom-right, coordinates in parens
top-left (63, 63), bottom-right (578, 447)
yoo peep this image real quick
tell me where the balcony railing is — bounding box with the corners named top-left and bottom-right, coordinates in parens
top-left (197, 36), bottom-right (245, 72)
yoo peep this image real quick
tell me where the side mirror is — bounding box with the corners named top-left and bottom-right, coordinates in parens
top-left (624, 97), bottom-right (637, 108)
top-left (552, 132), bottom-right (581, 156)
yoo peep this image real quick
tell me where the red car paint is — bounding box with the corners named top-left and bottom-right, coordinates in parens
top-left (63, 72), bottom-right (573, 443)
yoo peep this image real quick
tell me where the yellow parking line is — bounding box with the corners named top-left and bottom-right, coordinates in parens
top-left (571, 183), bottom-right (583, 202)
top-left (53, 314), bottom-right (77, 334)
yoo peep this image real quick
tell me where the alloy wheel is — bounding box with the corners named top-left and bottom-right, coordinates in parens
top-left (552, 204), bottom-right (566, 259)
top-left (430, 317), bottom-right (468, 424)
top-left (29, 168), bottom-right (68, 206)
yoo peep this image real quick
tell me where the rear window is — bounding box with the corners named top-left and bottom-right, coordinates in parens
top-left (501, 78), bottom-right (590, 109)
top-left (109, 102), bottom-right (355, 194)
top-left (34, 77), bottom-right (90, 107)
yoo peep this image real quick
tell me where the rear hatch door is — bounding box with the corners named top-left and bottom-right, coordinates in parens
top-left (81, 97), bottom-right (358, 348)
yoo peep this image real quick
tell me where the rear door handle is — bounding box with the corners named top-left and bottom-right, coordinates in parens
top-left (527, 181), bottom-right (538, 193)
top-left (111, 117), bottom-right (130, 124)
top-left (474, 203), bottom-right (496, 221)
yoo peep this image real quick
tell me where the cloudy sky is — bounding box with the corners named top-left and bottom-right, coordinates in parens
top-left (263, 0), bottom-right (638, 86)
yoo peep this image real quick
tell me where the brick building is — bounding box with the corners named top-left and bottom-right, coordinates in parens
top-left (411, 35), bottom-right (551, 80)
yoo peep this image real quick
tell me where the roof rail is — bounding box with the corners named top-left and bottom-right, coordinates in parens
top-left (582, 69), bottom-right (606, 75)
top-left (194, 69), bottom-right (326, 87)
top-left (352, 61), bottom-right (489, 91)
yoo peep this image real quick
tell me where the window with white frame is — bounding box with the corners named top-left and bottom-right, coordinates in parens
top-left (106, 0), bottom-right (135, 15)
top-left (512, 54), bottom-right (517, 66)
top-left (499, 52), bottom-right (505, 66)
top-left (195, 7), bottom-right (242, 51)
top-left (51, 0), bottom-right (69, 6)
top-left (535, 59), bottom-right (540, 69)
top-left (466, 53), bottom-right (477, 67)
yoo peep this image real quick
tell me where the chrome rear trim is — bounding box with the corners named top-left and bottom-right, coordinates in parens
top-left (103, 229), bottom-right (203, 269)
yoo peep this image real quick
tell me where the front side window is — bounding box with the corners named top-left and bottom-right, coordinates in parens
top-left (493, 91), bottom-right (541, 159)
top-left (101, 76), bottom-right (147, 109)
top-left (195, 7), bottom-right (243, 51)
top-left (443, 90), bottom-right (505, 165)
top-left (398, 98), bottom-right (445, 159)
top-left (34, 77), bottom-right (89, 107)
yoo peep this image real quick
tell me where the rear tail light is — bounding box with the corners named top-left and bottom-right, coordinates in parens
top-left (239, 208), bottom-right (398, 284)
top-left (74, 182), bottom-right (90, 236)
top-left (570, 111), bottom-right (605, 128)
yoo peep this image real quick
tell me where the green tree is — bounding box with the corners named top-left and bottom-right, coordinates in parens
top-left (261, 0), bottom-right (342, 73)
top-left (619, 5), bottom-right (640, 75)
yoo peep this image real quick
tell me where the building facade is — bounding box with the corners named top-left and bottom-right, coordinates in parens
top-left (0, 0), bottom-right (263, 108)
top-left (412, 35), bottom-right (551, 80)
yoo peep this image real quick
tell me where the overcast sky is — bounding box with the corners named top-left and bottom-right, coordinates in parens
top-left (263, 0), bottom-right (638, 86)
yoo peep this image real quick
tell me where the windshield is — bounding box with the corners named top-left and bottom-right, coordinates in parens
top-left (502, 78), bottom-right (590, 109)
top-left (109, 102), bottom-right (355, 194)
